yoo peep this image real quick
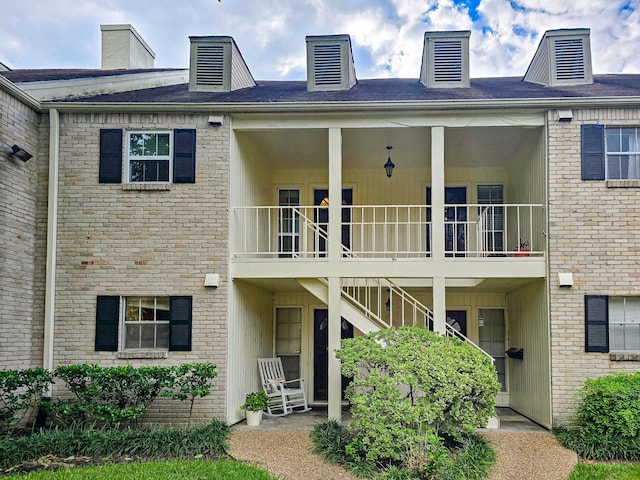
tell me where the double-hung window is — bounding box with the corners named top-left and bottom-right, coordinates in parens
top-left (585, 295), bottom-right (640, 352)
top-left (124, 296), bottom-right (170, 349)
top-left (128, 132), bottom-right (172, 182)
top-left (605, 127), bottom-right (640, 180)
top-left (99, 128), bottom-right (196, 184)
top-left (95, 295), bottom-right (192, 352)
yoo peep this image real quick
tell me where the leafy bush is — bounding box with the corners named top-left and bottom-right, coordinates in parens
top-left (48, 364), bottom-right (176, 428)
top-left (0, 419), bottom-right (230, 471)
top-left (312, 419), bottom-right (495, 480)
top-left (335, 327), bottom-right (499, 470)
top-left (556, 372), bottom-right (640, 460)
top-left (161, 363), bottom-right (217, 427)
top-left (0, 368), bottom-right (52, 435)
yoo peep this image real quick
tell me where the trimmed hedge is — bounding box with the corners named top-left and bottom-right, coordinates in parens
top-left (555, 372), bottom-right (640, 460)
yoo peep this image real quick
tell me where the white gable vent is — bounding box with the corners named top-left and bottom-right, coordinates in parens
top-left (189, 36), bottom-right (255, 92)
top-left (524, 29), bottom-right (592, 87)
top-left (306, 35), bottom-right (356, 92)
top-left (420, 31), bottom-right (470, 88)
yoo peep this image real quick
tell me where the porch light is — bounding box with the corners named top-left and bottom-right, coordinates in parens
top-left (384, 146), bottom-right (395, 178)
top-left (8, 144), bottom-right (33, 162)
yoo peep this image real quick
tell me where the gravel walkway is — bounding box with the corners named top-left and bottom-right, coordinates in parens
top-left (228, 429), bottom-right (577, 480)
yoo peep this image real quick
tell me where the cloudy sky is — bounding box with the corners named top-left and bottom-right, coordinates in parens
top-left (2, 0), bottom-right (639, 80)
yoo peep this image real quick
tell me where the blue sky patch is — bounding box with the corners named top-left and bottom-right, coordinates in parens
top-left (453, 0), bottom-right (481, 21)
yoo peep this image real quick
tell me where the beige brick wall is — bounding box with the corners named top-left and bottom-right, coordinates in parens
top-left (0, 89), bottom-right (43, 371)
top-left (52, 112), bottom-right (229, 425)
top-left (548, 108), bottom-right (640, 424)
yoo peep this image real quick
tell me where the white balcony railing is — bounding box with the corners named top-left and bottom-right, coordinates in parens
top-left (233, 204), bottom-right (544, 259)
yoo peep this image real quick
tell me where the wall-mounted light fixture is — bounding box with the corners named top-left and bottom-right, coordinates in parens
top-left (207, 115), bottom-right (224, 126)
top-left (557, 109), bottom-right (573, 122)
top-left (384, 145), bottom-right (395, 178)
top-left (204, 273), bottom-right (220, 287)
top-left (8, 144), bottom-right (33, 162)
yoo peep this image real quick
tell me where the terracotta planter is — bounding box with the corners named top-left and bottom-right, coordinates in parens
top-left (515, 248), bottom-right (530, 257)
top-left (246, 410), bottom-right (263, 426)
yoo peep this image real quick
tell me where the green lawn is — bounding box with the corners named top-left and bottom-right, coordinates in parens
top-left (8, 459), bottom-right (278, 480)
top-left (568, 462), bottom-right (640, 480)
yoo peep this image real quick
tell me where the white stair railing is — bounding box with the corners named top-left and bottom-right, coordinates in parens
top-left (340, 277), bottom-right (492, 360)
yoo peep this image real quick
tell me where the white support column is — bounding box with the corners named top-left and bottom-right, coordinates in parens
top-left (432, 276), bottom-right (446, 334)
top-left (327, 127), bottom-right (343, 420)
top-left (327, 276), bottom-right (342, 421)
top-left (328, 128), bottom-right (342, 261)
top-left (431, 127), bottom-right (446, 333)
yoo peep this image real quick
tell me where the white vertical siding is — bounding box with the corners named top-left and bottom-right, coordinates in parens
top-left (507, 279), bottom-right (551, 427)
top-left (227, 281), bottom-right (273, 424)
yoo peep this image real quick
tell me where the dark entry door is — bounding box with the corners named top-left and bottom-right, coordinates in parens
top-left (313, 189), bottom-right (352, 254)
top-left (426, 187), bottom-right (467, 256)
top-left (313, 309), bottom-right (353, 401)
top-left (446, 310), bottom-right (468, 339)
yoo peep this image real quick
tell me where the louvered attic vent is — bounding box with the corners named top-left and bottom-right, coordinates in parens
top-left (523, 28), bottom-right (592, 87)
top-left (314, 44), bottom-right (342, 86)
top-left (189, 36), bottom-right (255, 92)
top-left (306, 35), bottom-right (356, 92)
top-left (420, 31), bottom-right (470, 88)
top-left (433, 40), bottom-right (463, 82)
top-left (195, 45), bottom-right (225, 87)
top-left (554, 38), bottom-right (585, 81)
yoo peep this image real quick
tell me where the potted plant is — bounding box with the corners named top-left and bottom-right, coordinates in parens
top-left (240, 390), bottom-right (268, 426)
top-left (515, 239), bottom-right (530, 257)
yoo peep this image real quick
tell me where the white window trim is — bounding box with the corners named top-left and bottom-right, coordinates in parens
top-left (126, 130), bottom-right (173, 184)
top-left (122, 296), bottom-right (170, 350)
top-left (609, 296), bottom-right (640, 352)
top-left (605, 126), bottom-right (640, 181)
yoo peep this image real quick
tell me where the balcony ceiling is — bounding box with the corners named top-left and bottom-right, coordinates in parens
top-left (239, 126), bottom-right (540, 170)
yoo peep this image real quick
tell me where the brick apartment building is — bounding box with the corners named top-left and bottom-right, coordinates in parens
top-left (1, 25), bottom-right (639, 427)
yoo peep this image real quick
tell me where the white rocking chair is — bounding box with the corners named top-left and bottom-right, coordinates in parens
top-left (257, 357), bottom-right (311, 416)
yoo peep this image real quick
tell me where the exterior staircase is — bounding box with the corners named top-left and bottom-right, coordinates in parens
top-left (297, 277), bottom-right (490, 359)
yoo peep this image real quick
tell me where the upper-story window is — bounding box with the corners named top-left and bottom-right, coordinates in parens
top-left (99, 128), bottom-right (196, 185)
top-left (128, 132), bottom-right (172, 182)
top-left (95, 295), bottom-right (193, 352)
top-left (605, 127), bottom-right (640, 180)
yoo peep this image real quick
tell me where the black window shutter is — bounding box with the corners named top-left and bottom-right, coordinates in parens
top-left (581, 124), bottom-right (605, 180)
top-left (99, 129), bottom-right (123, 183)
top-left (173, 129), bottom-right (196, 183)
top-left (169, 296), bottom-right (193, 351)
top-left (95, 296), bottom-right (120, 351)
top-left (585, 295), bottom-right (609, 352)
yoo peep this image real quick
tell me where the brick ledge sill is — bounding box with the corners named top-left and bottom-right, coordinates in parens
top-left (609, 352), bottom-right (640, 361)
top-left (117, 351), bottom-right (168, 359)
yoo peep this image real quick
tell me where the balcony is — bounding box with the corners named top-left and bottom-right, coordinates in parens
top-left (233, 204), bottom-right (544, 260)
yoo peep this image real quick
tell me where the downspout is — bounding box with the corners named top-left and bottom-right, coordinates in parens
top-left (43, 108), bottom-right (59, 392)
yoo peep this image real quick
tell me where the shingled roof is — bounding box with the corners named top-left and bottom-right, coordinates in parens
top-left (39, 74), bottom-right (640, 104)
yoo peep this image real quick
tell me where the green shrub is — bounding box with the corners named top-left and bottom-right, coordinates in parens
top-left (573, 372), bottom-right (640, 438)
top-left (0, 368), bottom-right (52, 435)
top-left (49, 364), bottom-right (176, 428)
top-left (556, 372), bottom-right (640, 460)
top-left (312, 420), bottom-right (494, 480)
top-left (161, 363), bottom-right (217, 427)
top-left (0, 419), bottom-right (230, 471)
top-left (336, 327), bottom-right (499, 469)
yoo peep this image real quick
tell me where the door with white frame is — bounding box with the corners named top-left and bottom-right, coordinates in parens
top-left (478, 308), bottom-right (508, 406)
